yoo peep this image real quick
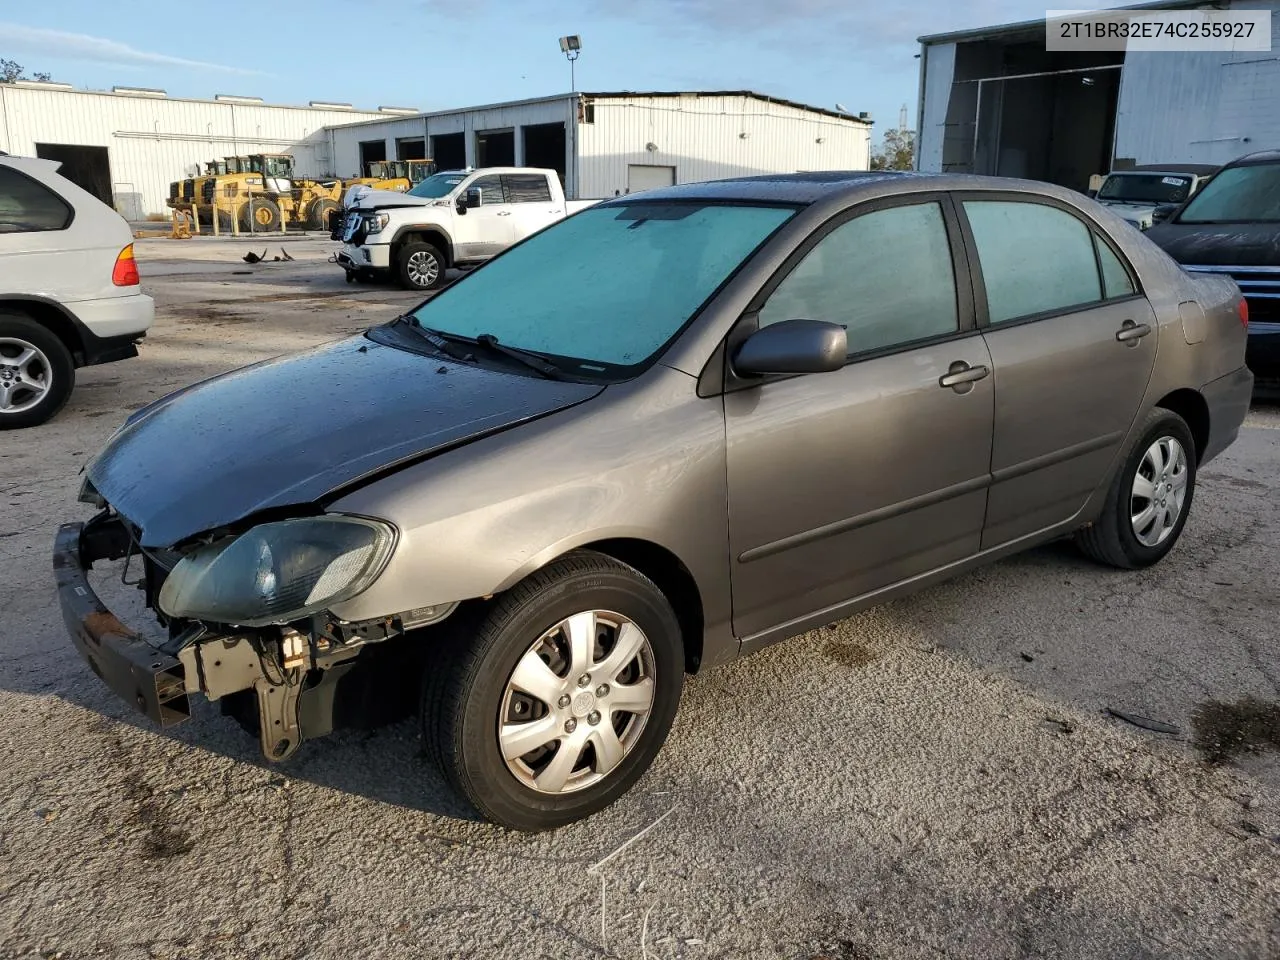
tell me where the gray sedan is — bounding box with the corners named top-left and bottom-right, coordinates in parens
top-left (56, 171), bottom-right (1253, 831)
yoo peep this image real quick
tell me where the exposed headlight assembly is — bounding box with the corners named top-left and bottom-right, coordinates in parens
top-left (158, 516), bottom-right (396, 628)
top-left (363, 212), bottom-right (391, 235)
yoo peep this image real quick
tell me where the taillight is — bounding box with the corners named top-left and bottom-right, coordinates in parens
top-left (1238, 297), bottom-right (1249, 328)
top-left (112, 244), bottom-right (139, 287)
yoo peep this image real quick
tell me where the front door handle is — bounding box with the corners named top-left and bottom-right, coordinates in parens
top-left (496, 210), bottom-right (512, 217)
top-left (1116, 320), bottom-right (1152, 342)
top-left (939, 361), bottom-right (990, 391)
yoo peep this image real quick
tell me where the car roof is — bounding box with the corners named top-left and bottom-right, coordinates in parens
top-left (597, 170), bottom-right (1089, 207)
top-left (1225, 149), bottom-right (1280, 166)
top-left (0, 154), bottom-right (62, 178)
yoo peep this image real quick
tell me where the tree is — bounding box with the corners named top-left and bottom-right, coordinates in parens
top-left (0, 59), bottom-right (53, 83)
top-left (870, 128), bottom-right (915, 172)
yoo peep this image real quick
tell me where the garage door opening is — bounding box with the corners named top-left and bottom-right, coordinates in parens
top-left (932, 36), bottom-right (1123, 191)
top-left (627, 164), bottom-right (676, 194)
top-left (358, 139), bottom-right (387, 174)
top-left (35, 143), bottom-right (111, 207)
top-left (476, 129), bottom-right (514, 168)
top-left (431, 132), bottom-right (465, 171)
top-left (397, 137), bottom-right (426, 160)
top-left (522, 122), bottom-right (566, 186)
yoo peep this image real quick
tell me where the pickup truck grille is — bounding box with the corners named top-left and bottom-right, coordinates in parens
top-left (1184, 264), bottom-right (1280, 323)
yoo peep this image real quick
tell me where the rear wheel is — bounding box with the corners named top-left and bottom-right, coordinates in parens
top-left (396, 241), bottom-right (447, 291)
top-left (0, 313), bottom-right (74, 429)
top-left (422, 552), bottom-right (684, 831)
top-left (240, 197), bottom-right (281, 233)
top-left (1076, 408), bottom-right (1197, 569)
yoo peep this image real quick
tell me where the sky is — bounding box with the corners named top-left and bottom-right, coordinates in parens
top-left (1, 0), bottom-right (1129, 147)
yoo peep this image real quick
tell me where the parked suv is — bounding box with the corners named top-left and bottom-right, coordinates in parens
top-left (1145, 149), bottom-right (1280, 395)
top-left (0, 154), bottom-right (154, 428)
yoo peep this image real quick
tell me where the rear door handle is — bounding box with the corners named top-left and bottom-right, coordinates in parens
top-left (1116, 320), bottom-right (1151, 342)
top-left (939, 361), bottom-right (990, 390)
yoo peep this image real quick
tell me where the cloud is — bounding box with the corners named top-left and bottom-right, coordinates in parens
top-left (0, 24), bottom-right (263, 75)
top-left (599, 0), bottom-right (1134, 50)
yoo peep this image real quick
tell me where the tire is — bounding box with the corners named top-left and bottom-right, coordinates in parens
top-left (309, 199), bottom-right (340, 231)
top-left (344, 270), bottom-right (356, 284)
top-left (240, 197), bottom-right (281, 233)
top-left (1076, 408), bottom-right (1197, 569)
top-left (0, 312), bottom-right (75, 429)
top-left (422, 551), bottom-right (684, 831)
top-left (396, 241), bottom-right (447, 291)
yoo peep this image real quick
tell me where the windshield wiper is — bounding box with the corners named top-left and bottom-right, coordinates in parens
top-left (471, 333), bottom-right (565, 380)
top-left (391, 315), bottom-right (475, 362)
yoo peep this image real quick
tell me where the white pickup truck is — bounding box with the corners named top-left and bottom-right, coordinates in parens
top-left (336, 166), bottom-right (599, 290)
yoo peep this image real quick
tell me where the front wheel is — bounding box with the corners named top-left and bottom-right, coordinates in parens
top-left (1076, 408), bottom-right (1197, 569)
top-left (396, 241), bottom-right (447, 291)
top-left (422, 552), bottom-right (684, 831)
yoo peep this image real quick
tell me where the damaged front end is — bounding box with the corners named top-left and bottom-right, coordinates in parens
top-left (55, 505), bottom-right (454, 761)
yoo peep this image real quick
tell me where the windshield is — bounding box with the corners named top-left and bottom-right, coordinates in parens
top-left (404, 202), bottom-right (797, 375)
top-left (1098, 173), bottom-right (1192, 204)
top-left (1177, 163), bottom-right (1280, 223)
top-left (408, 173), bottom-right (469, 198)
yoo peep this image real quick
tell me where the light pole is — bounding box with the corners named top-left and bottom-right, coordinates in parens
top-left (559, 35), bottom-right (581, 92)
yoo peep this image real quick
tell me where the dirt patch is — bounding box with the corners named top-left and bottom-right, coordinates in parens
top-left (807, 940), bottom-right (876, 960)
top-left (124, 773), bottom-right (195, 861)
top-left (823, 640), bottom-right (879, 669)
top-left (1192, 696), bottom-right (1280, 765)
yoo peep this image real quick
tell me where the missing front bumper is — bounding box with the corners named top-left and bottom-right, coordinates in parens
top-left (53, 520), bottom-right (190, 727)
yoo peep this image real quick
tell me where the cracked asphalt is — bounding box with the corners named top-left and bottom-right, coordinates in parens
top-left (1, 238), bottom-right (1277, 960)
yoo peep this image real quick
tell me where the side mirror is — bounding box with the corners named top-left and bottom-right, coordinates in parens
top-left (732, 319), bottom-right (847, 377)
top-left (1086, 188), bottom-right (1098, 199)
top-left (466, 187), bottom-right (482, 208)
top-left (1151, 203), bottom-right (1178, 224)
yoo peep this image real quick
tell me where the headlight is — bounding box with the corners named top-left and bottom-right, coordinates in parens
top-left (158, 516), bottom-right (395, 628)
top-left (363, 212), bottom-right (390, 235)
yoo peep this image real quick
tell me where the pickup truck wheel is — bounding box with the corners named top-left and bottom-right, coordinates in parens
top-left (1076, 408), bottom-right (1197, 569)
top-left (397, 242), bottom-right (446, 291)
top-left (422, 551), bottom-right (684, 831)
top-left (0, 313), bottom-right (75, 429)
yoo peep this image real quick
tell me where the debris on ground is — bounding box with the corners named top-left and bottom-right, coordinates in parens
top-left (1105, 707), bottom-right (1181, 735)
top-left (1192, 697), bottom-right (1280, 764)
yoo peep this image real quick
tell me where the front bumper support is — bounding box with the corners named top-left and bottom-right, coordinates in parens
top-left (54, 520), bottom-right (190, 727)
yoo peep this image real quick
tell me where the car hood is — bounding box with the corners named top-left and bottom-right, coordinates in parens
top-left (87, 334), bottom-right (603, 547)
top-left (1144, 220), bottom-right (1280, 266)
top-left (344, 188), bottom-right (434, 210)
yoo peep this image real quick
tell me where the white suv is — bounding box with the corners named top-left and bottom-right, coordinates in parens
top-left (0, 154), bottom-right (154, 428)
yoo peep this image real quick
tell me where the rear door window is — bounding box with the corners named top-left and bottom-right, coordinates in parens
top-left (962, 200), bottom-right (1103, 323)
top-left (502, 174), bottom-right (553, 203)
top-left (0, 166), bottom-right (73, 233)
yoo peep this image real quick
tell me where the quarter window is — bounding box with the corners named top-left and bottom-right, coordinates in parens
top-left (0, 166), bottom-right (73, 233)
top-left (759, 201), bottom-right (960, 356)
top-left (1095, 234), bottom-right (1136, 299)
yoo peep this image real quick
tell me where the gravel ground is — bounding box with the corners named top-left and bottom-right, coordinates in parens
top-left (1, 238), bottom-right (1277, 960)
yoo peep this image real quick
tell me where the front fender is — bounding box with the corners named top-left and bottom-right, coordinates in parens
top-left (325, 368), bottom-right (733, 653)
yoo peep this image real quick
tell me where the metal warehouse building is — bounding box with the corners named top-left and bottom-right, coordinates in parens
top-left (915, 0), bottom-right (1280, 191)
top-left (0, 81), bottom-right (408, 218)
top-left (323, 91), bottom-right (874, 199)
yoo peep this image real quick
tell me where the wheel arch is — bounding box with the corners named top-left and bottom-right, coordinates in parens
top-left (1154, 388), bottom-right (1210, 463)
top-left (0, 296), bottom-right (87, 366)
top-left (391, 225), bottom-right (454, 267)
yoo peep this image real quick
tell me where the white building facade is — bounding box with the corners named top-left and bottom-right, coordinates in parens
top-left (325, 91), bottom-right (874, 200)
top-left (0, 81), bottom-right (401, 218)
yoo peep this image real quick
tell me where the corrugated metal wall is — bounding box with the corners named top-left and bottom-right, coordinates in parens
top-left (328, 98), bottom-right (578, 185)
top-left (326, 93), bottom-right (871, 200)
top-left (578, 94), bottom-right (871, 198)
top-left (0, 85), bottom-right (387, 217)
top-left (1115, 0), bottom-right (1280, 166)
